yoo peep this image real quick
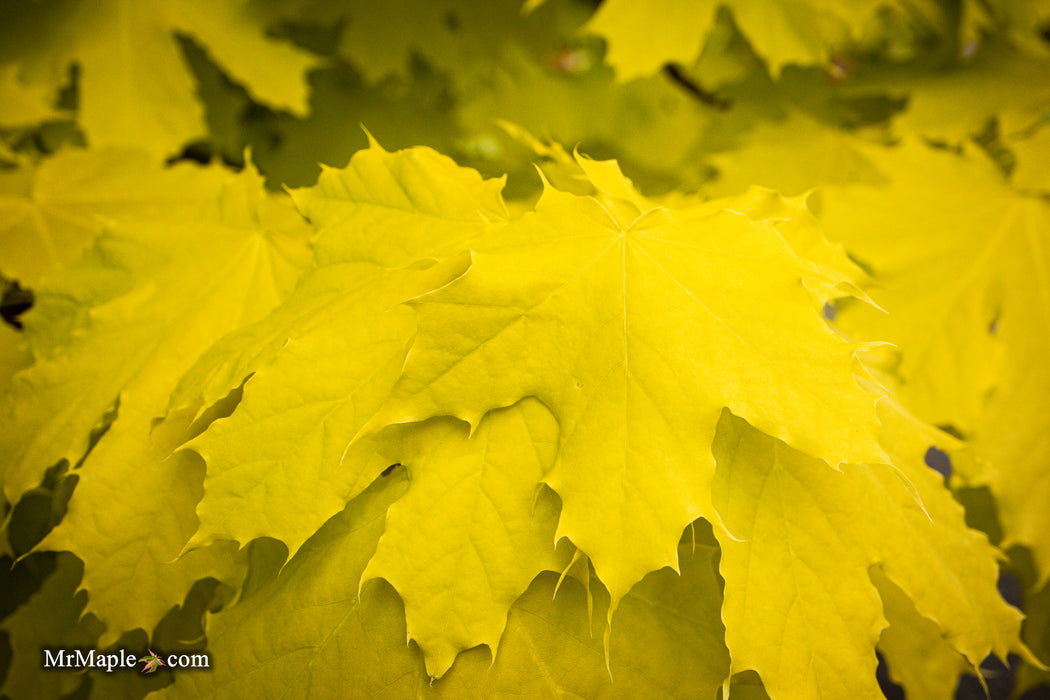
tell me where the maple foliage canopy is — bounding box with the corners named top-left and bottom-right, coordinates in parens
top-left (2, 0), bottom-right (1050, 699)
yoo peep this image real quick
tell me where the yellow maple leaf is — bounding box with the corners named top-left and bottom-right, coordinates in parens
top-left (371, 153), bottom-right (886, 613)
top-left (0, 0), bottom-right (317, 156)
top-left (820, 137), bottom-right (1050, 583)
top-left (0, 159), bottom-right (311, 506)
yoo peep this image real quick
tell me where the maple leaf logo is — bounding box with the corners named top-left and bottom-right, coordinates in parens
top-left (138, 650), bottom-right (166, 674)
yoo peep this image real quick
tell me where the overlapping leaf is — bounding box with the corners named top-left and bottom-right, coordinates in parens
top-left (360, 401), bottom-right (567, 677)
top-left (874, 568), bottom-right (970, 700)
top-left (0, 553), bottom-right (102, 700)
top-left (173, 141), bottom-right (506, 561)
top-left (0, 0), bottom-right (317, 156)
top-left (846, 41), bottom-right (1050, 141)
top-left (585, 0), bottom-right (882, 80)
top-left (704, 112), bottom-right (888, 198)
top-left (0, 149), bottom-right (231, 287)
top-left (711, 408), bottom-right (1028, 700)
top-left (37, 397), bottom-right (246, 647)
top-left (0, 158), bottom-right (311, 507)
top-left (819, 138), bottom-right (1050, 581)
top-left (160, 468), bottom-right (733, 698)
top-left (819, 140), bottom-right (1012, 431)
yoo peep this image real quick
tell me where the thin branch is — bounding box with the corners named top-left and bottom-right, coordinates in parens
top-left (663, 63), bottom-right (732, 111)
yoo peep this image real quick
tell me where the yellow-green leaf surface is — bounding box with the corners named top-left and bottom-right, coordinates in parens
top-left (969, 262), bottom-right (1050, 586)
top-left (155, 472), bottom-right (417, 700)
top-left (275, 0), bottom-right (552, 88)
top-left (436, 535), bottom-right (730, 697)
top-left (37, 397), bottom-right (246, 647)
top-left (874, 568), bottom-right (970, 700)
top-left (585, 0), bottom-right (881, 81)
top-left (372, 156), bottom-right (886, 611)
top-left (711, 411), bottom-right (887, 700)
top-left (291, 137), bottom-right (508, 269)
top-left (0, 0), bottom-right (316, 156)
top-left (0, 64), bottom-right (67, 128)
top-left (819, 140), bottom-right (1016, 431)
top-left (176, 142), bottom-right (505, 558)
top-left (0, 160), bottom-right (311, 506)
top-left (862, 400), bottom-right (1028, 674)
top-left (361, 400), bottom-right (566, 677)
top-left (820, 138), bottom-right (1050, 581)
top-left (458, 51), bottom-right (717, 193)
top-left (704, 112), bottom-right (888, 198)
top-left (178, 264), bottom-right (423, 558)
top-left (0, 149), bottom-right (233, 287)
top-left (0, 553), bottom-right (103, 700)
top-left (0, 323), bottom-right (30, 395)
top-left (1011, 123), bottom-right (1050, 192)
top-left (847, 41), bottom-right (1050, 141)
top-left (711, 410), bottom-right (1026, 700)
top-left (160, 467), bottom-right (731, 698)
top-left (722, 186), bottom-right (870, 303)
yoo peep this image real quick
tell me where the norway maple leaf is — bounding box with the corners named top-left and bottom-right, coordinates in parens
top-left (819, 138), bottom-right (1050, 582)
top-left (844, 40), bottom-right (1050, 142)
top-left (370, 153), bottom-right (887, 615)
top-left (160, 469), bottom-right (732, 698)
top-left (37, 397), bottom-right (246, 647)
top-left (712, 406), bottom-right (1030, 700)
top-left (172, 139), bottom-right (506, 562)
top-left (360, 400), bottom-right (568, 677)
top-left (0, 148), bottom-right (233, 287)
top-left (0, 0), bottom-right (317, 156)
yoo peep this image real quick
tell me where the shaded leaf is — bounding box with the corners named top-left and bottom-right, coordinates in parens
top-left (0, 160), bottom-right (311, 507)
top-left (0, 553), bottom-right (103, 700)
top-left (0, 0), bottom-right (317, 156)
top-left (37, 397), bottom-right (246, 647)
top-left (711, 409), bottom-right (1028, 700)
top-left (361, 400), bottom-right (566, 677)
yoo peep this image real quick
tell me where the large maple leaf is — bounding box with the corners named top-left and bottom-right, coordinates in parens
top-left (1, 156), bottom-right (310, 646)
top-left (37, 398), bottom-right (247, 647)
top-left (359, 401), bottom-right (569, 677)
top-left (370, 153), bottom-right (887, 616)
